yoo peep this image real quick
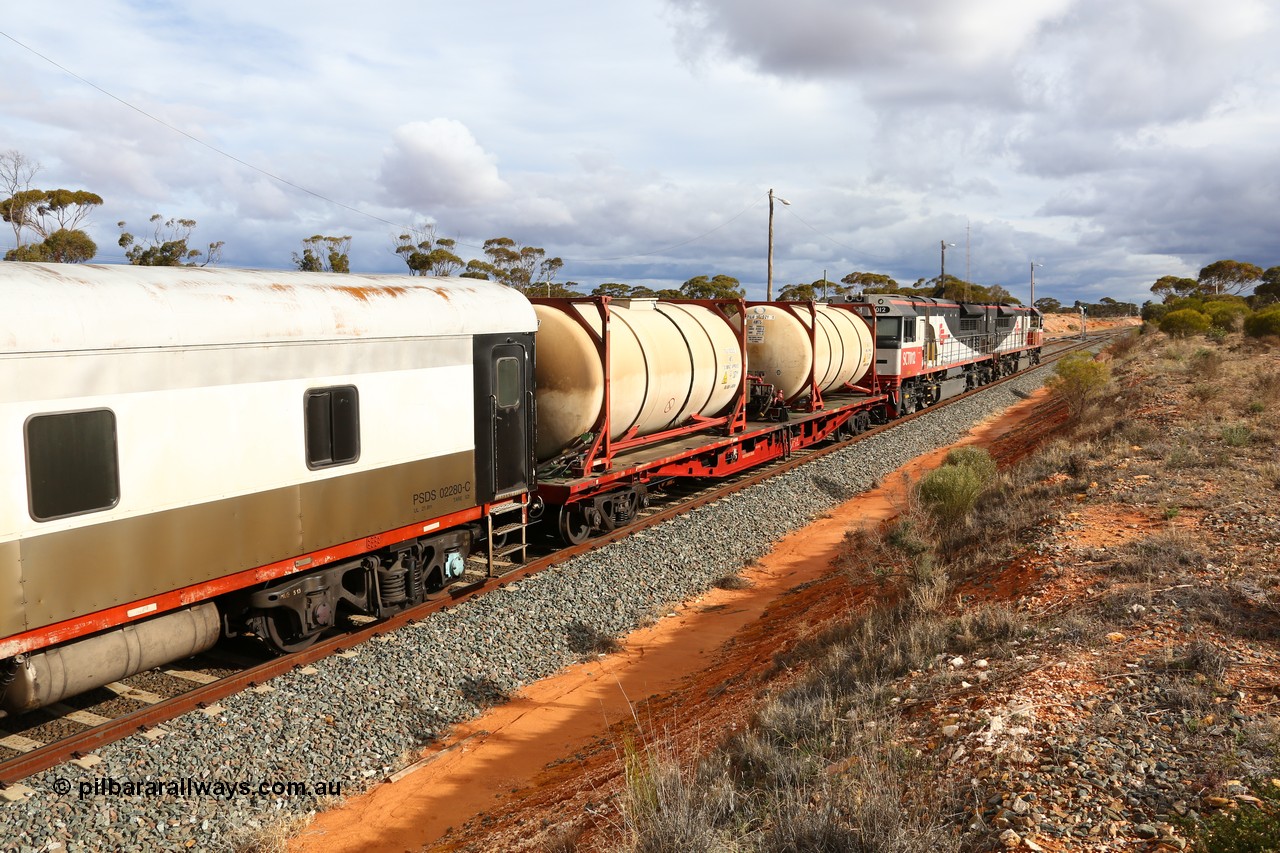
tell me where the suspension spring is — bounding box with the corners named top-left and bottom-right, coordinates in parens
top-left (377, 564), bottom-right (407, 607)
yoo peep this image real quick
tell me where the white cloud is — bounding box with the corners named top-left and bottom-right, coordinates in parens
top-left (2, 0), bottom-right (1277, 305)
top-left (377, 119), bottom-right (510, 210)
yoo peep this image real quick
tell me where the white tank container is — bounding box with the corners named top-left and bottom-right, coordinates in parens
top-left (736, 304), bottom-right (874, 402)
top-left (533, 300), bottom-right (742, 461)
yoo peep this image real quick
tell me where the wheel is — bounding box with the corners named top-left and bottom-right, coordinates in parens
top-left (557, 504), bottom-right (592, 545)
top-left (249, 609), bottom-right (321, 654)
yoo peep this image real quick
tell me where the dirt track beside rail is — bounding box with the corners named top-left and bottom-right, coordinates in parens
top-left (292, 385), bottom-right (1067, 853)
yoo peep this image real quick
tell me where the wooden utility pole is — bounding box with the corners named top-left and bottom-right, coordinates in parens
top-left (767, 188), bottom-right (789, 301)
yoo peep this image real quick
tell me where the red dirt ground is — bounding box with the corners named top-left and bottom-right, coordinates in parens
top-left (291, 387), bottom-right (1068, 853)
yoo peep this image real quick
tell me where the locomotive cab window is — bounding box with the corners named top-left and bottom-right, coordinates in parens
top-left (495, 356), bottom-right (521, 408)
top-left (874, 317), bottom-right (901, 347)
top-left (305, 386), bottom-right (360, 469)
top-left (902, 319), bottom-right (917, 342)
top-left (26, 409), bottom-right (121, 521)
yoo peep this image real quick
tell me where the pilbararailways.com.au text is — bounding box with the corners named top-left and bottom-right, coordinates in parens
top-left (55, 776), bottom-right (343, 801)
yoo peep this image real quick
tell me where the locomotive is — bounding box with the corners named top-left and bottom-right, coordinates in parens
top-left (0, 264), bottom-right (1041, 715)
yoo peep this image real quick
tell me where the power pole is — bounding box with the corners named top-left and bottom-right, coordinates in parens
top-left (766, 188), bottom-right (789, 301)
top-left (966, 218), bottom-right (971, 293)
top-left (940, 240), bottom-right (956, 299)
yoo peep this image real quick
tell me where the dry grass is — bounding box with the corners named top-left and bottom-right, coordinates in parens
top-left (230, 812), bottom-right (315, 853)
top-left (1106, 530), bottom-right (1208, 579)
top-left (609, 329), bottom-right (1279, 853)
top-left (713, 575), bottom-right (753, 591)
top-left (621, 696), bottom-right (967, 853)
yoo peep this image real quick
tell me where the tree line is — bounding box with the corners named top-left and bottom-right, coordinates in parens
top-left (2, 151), bottom-right (225, 266)
top-left (16, 147), bottom-right (1238, 321)
top-left (1141, 258), bottom-right (1280, 338)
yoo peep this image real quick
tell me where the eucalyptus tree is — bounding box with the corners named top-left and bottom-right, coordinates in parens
top-left (2, 183), bottom-right (102, 263)
top-left (119, 214), bottom-right (224, 266)
top-left (294, 235), bottom-right (351, 273)
top-left (394, 226), bottom-right (463, 276)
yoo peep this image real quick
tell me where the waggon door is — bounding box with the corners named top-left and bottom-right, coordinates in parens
top-left (473, 333), bottom-right (534, 502)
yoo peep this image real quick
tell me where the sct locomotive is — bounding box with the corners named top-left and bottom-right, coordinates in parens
top-left (0, 264), bottom-right (1041, 715)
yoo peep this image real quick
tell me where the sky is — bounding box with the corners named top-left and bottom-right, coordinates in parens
top-left (3, 0), bottom-right (1279, 306)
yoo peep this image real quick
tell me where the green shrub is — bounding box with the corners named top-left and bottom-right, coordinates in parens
top-left (917, 448), bottom-right (997, 527)
top-left (1168, 296), bottom-right (1208, 313)
top-left (944, 446), bottom-right (998, 481)
top-left (1244, 307), bottom-right (1280, 338)
top-left (1161, 309), bottom-right (1212, 337)
top-left (1221, 424), bottom-right (1253, 446)
top-left (1204, 300), bottom-right (1249, 331)
top-left (1190, 779), bottom-right (1280, 853)
top-left (1142, 302), bottom-right (1170, 323)
top-left (1046, 351), bottom-right (1112, 415)
top-left (917, 466), bottom-right (985, 527)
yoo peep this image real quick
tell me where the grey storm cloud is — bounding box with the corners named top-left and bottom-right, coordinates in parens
top-left (666, 0), bottom-right (1069, 108)
top-left (6, 0), bottom-right (1279, 302)
top-left (668, 0), bottom-right (1280, 281)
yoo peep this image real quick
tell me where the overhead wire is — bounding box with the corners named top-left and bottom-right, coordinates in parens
top-left (0, 28), bottom-right (772, 266)
top-left (561, 193), bottom-right (768, 263)
top-left (776, 204), bottom-right (893, 268)
top-left (0, 29), bottom-right (408, 232)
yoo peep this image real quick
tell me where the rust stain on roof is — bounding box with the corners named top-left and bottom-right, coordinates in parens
top-left (329, 284), bottom-right (412, 302)
top-left (269, 283), bottom-right (295, 293)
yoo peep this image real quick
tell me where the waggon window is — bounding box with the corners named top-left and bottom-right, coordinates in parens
top-left (495, 356), bottom-right (521, 408)
top-left (26, 409), bottom-right (120, 521)
top-left (305, 386), bottom-right (360, 469)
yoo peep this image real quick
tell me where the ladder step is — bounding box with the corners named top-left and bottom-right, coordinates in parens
top-left (492, 523), bottom-right (526, 537)
top-left (493, 542), bottom-right (526, 558)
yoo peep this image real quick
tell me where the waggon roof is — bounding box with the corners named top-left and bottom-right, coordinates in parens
top-left (0, 264), bottom-right (536, 354)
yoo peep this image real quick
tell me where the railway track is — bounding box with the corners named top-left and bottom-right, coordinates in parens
top-left (0, 330), bottom-right (1123, 791)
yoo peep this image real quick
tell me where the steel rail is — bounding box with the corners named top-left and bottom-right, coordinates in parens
top-left (0, 330), bottom-right (1120, 786)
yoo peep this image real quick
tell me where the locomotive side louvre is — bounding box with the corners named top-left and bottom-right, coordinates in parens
top-left (1, 264), bottom-right (536, 712)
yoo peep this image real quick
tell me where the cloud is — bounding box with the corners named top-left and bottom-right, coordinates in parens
top-left (667, 0), bottom-right (1071, 108)
top-left (377, 119), bottom-right (510, 210)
